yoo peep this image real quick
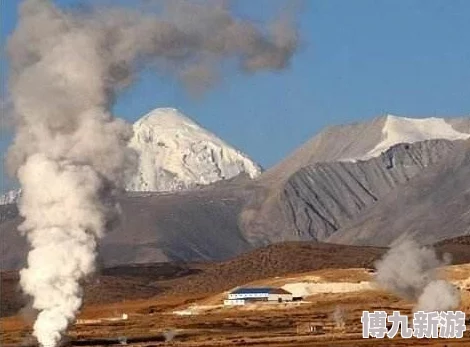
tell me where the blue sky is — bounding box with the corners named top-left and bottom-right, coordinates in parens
top-left (1, 0), bottom-right (469, 193)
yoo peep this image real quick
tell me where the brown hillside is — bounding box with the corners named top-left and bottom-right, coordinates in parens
top-left (3, 239), bottom-right (469, 318)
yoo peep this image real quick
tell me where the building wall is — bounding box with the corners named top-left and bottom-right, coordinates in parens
top-left (224, 299), bottom-right (245, 306)
top-left (228, 293), bottom-right (269, 300)
top-left (268, 293), bottom-right (293, 302)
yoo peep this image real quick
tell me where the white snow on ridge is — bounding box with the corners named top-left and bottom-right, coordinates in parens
top-left (3, 113), bottom-right (468, 203)
top-left (126, 108), bottom-right (262, 192)
top-left (360, 115), bottom-right (470, 160)
top-left (0, 189), bottom-right (21, 205)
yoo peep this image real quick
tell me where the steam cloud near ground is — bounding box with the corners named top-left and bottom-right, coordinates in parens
top-left (374, 239), bottom-right (460, 312)
top-left (332, 305), bottom-right (346, 330)
top-left (5, 0), bottom-right (298, 346)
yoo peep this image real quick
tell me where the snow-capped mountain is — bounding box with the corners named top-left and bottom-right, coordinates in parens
top-left (245, 114), bottom-right (470, 246)
top-left (2, 114), bottom-right (470, 268)
top-left (358, 115), bottom-right (470, 160)
top-left (0, 108), bottom-right (261, 204)
top-left (2, 113), bottom-right (468, 204)
top-left (126, 108), bottom-right (262, 192)
top-left (261, 114), bottom-right (470, 184)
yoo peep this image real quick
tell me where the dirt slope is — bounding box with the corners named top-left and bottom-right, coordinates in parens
top-left (3, 237), bottom-right (469, 318)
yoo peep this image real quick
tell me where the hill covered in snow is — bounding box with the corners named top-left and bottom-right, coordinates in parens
top-left (126, 108), bottom-right (262, 192)
top-left (0, 108), bottom-right (262, 204)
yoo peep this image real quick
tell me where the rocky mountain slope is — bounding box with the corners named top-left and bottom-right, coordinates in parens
top-left (260, 115), bottom-right (470, 184)
top-left (327, 139), bottom-right (470, 246)
top-left (1, 115), bottom-right (469, 269)
top-left (240, 115), bottom-right (470, 244)
top-left (356, 115), bottom-right (470, 160)
top-left (1, 178), bottom-right (260, 269)
top-left (282, 139), bottom-right (461, 241)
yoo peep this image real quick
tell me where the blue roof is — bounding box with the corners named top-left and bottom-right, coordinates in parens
top-left (230, 287), bottom-right (274, 294)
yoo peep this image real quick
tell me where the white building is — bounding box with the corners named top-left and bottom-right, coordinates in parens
top-left (224, 287), bottom-right (293, 305)
top-left (223, 299), bottom-right (246, 306)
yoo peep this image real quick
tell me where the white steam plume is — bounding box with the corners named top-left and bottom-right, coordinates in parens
top-left (6, 1), bottom-right (298, 346)
top-left (374, 239), bottom-right (460, 312)
top-left (332, 305), bottom-right (346, 330)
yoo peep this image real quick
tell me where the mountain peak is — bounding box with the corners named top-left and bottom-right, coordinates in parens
top-left (127, 108), bottom-right (262, 192)
top-left (137, 108), bottom-right (199, 128)
top-left (1, 108), bottom-right (262, 203)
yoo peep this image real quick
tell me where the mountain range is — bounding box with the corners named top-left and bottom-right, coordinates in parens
top-left (0, 108), bottom-right (261, 203)
top-left (1, 110), bottom-right (469, 269)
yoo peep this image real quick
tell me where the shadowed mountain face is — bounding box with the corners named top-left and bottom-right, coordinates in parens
top-left (1, 179), bottom-right (262, 269)
top-left (282, 140), bottom-right (461, 241)
top-left (259, 115), bottom-right (470, 186)
top-left (327, 140), bottom-right (470, 246)
top-left (239, 116), bottom-right (470, 245)
top-left (1, 116), bottom-right (469, 270)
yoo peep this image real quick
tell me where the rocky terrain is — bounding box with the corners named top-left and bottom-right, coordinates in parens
top-left (3, 236), bottom-right (470, 319)
top-left (241, 115), bottom-right (470, 245)
top-left (280, 139), bottom-right (461, 241)
top-left (1, 114), bottom-right (469, 269)
top-left (328, 140), bottom-right (470, 245)
top-left (2, 259), bottom-right (470, 346)
top-left (0, 190), bottom-right (20, 205)
top-left (1, 178), bottom-right (259, 269)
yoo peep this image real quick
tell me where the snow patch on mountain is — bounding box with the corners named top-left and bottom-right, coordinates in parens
top-left (359, 115), bottom-right (470, 160)
top-left (0, 189), bottom-right (21, 205)
top-left (126, 108), bottom-right (262, 192)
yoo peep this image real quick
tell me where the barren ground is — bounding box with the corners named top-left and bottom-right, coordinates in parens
top-left (2, 239), bottom-right (470, 346)
top-left (2, 264), bottom-right (470, 347)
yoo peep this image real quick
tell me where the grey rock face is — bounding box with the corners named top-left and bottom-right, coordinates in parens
top-left (327, 140), bottom-right (470, 246)
top-left (282, 140), bottom-right (459, 241)
top-left (0, 181), bottom-right (258, 269)
top-left (260, 116), bottom-right (387, 185)
top-left (241, 115), bottom-right (470, 245)
top-left (2, 116), bottom-right (469, 270)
